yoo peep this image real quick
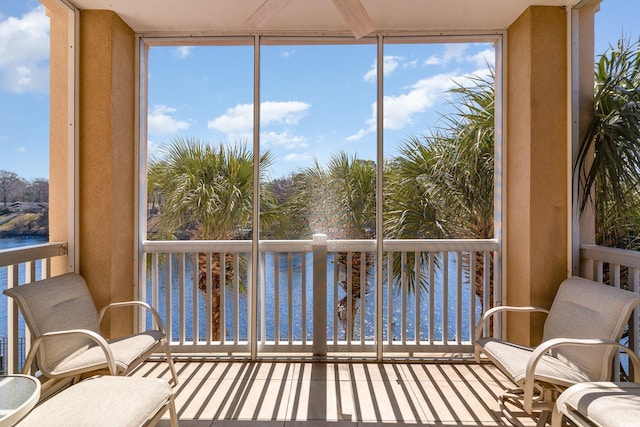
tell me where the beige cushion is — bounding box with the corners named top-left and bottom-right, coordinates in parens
top-left (476, 337), bottom-right (593, 387)
top-left (50, 331), bottom-right (165, 376)
top-left (556, 382), bottom-right (640, 427)
top-left (16, 376), bottom-right (174, 427)
top-left (477, 276), bottom-right (640, 387)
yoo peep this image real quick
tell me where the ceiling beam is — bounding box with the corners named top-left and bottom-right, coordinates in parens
top-left (331, 0), bottom-right (375, 39)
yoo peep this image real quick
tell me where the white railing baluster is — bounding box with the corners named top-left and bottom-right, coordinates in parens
top-left (151, 252), bottom-right (159, 332)
top-left (456, 251), bottom-right (463, 345)
top-left (333, 253), bottom-right (338, 345)
top-left (429, 252), bottom-right (435, 346)
top-left (165, 254), bottom-right (172, 338)
top-left (401, 251), bottom-right (407, 346)
top-left (260, 252), bottom-right (266, 346)
top-left (347, 251), bottom-right (352, 345)
top-left (613, 264), bottom-right (621, 288)
top-left (7, 265), bottom-right (19, 373)
top-left (234, 253), bottom-right (239, 345)
top-left (219, 251), bottom-right (226, 344)
top-left (470, 251), bottom-right (477, 343)
top-left (632, 268), bottom-right (640, 362)
top-left (287, 252), bottom-right (293, 344)
top-left (387, 252), bottom-right (393, 345)
top-left (301, 253), bottom-right (307, 345)
top-left (179, 253), bottom-right (185, 345)
top-left (206, 253), bottom-right (212, 345)
top-left (442, 251), bottom-right (449, 344)
top-left (191, 253), bottom-right (199, 344)
top-left (359, 251), bottom-right (366, 344)
top-left (414, 251), bottom-right (421, 344)
top-left (274, 252), bottom-right (280, 345)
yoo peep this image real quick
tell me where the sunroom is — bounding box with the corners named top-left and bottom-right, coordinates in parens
top-left (1, 0), bottom-right (638, 425)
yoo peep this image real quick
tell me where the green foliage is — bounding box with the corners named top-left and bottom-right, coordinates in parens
top-left (288, 152), bottom-right (376, 240)
top-left (575, 37), bottom-right (640, 250)
top-left (386, 72), bottom-right (495, 241)
top-left (148, 136), bottom-right (274, 240)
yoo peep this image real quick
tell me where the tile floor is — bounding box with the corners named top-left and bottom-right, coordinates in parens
top-left (132, 360), bottom-right (540, 426)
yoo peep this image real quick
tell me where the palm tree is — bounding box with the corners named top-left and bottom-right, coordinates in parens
top-left (291, 152), bottom-right (376, 340)
top-left (148, 137), bottom-right (275, 340)
top-left (386, 71), bottom-right (495, 307)
top-left (575, 37), bottom-right (640, 251)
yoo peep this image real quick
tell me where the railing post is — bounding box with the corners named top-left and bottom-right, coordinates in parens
top-left (312, 234), bottom-right (327, 357)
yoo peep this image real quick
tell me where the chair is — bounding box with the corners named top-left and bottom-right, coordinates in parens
top-left (475, 276), bottom-right (640, 426)
top-left (3, 273), bottom-right (178, 387)
top-left (15, 375), bottom-right (179, 427)
top-left (551, 381), bottom-right (640, 427)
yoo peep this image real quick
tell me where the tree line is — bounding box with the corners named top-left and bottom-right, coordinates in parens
top-left (0, 170), bottom-right (49, 208)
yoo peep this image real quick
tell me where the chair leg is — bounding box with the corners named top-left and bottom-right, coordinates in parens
top-left (168, 393), bottom-right (179, 427)
top-left (164, 342), bottom-right (179, 386)
top-left (499, 387), bottom-right (554, 427)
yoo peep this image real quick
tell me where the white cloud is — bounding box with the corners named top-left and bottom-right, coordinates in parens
top-left (146, 139), bottom-right (163, 159)
top-left (261, 131), bottom-right (308, 150)
top-left (280, 50), bottom-right (295, 58)
top-left (424, 43), bottom-right (469, 67)
top-left (284, 152), bottom-right (312, 162)
top-left (0, 5), bottom-right (49, 93)
top-left (208, 103), bottom-right (253, 135)
top-left (469, 48), bottom-right (495, 68)
top-left (363, 55), bottom-right (403, 83)
top-left (347, 70), bottom-right (470, 140)
top-left (424, 44), bottom-right (495, 70)
top-left (346, 127), bottom-right (372, 142)
top-left (174, 46), bottom-right (192, 59)
top-left (208, 101), bottom-right (311, 136)
top-left (148, 105), bottom-right (191, 135)
top-left (16, 146), bottom-right (26, 153)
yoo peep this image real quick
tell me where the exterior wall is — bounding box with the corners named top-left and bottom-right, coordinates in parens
top-left (79, 11), bottom-right (136, 337)
top-left (506, 6), bottom-right (568, 346)
top-left (41, 0), bottom-right (71, 275)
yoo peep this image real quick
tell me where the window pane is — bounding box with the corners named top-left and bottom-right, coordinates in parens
top-left (146, 44), bottom-right (254, 241)
top-left (383, 41), bottom-right (496, 240)
top-left (260, 43), bottom-right (377, 241)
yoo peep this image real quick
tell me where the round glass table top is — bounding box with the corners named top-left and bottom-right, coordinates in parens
top-left (0, 375), bottom-right (41, 426)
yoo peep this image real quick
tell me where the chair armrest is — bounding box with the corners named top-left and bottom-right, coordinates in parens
top-left (99, 300), bottom-right (166, 333)
top-left (22, 329), bottom-right (117, 376)
top-left (523, 338), bottom-right (640, 413)
top-left (475, 306), bottom-right (549, 342)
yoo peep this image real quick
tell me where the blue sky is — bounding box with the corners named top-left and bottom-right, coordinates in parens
top-left (0, 0), bottom-right (638, 180)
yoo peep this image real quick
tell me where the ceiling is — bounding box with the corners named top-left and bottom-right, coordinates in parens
top-left (66, 0), bottom-right (581, 36)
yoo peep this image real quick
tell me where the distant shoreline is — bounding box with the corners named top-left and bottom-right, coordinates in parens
top-left (0, 230), bottom-right (48, 238)
top-left (0, 210), bottom-right (48, 239)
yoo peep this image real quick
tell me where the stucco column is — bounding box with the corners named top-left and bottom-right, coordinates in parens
top-left (41, 0), bottom-right (71, 275)
top-left (79, 11), bottom-right (136, 337)
top-left (506, 6), bottom-right (568, 346)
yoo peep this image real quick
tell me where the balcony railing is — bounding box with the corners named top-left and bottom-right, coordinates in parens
top-left (2, 241), bottom-right (637, 367)
top-left (0, 242), bottom-right (67, 373)
top-left (141, 238), bottom-right (501, 358)
top-left (579, 243), bottom-right (640, 377)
